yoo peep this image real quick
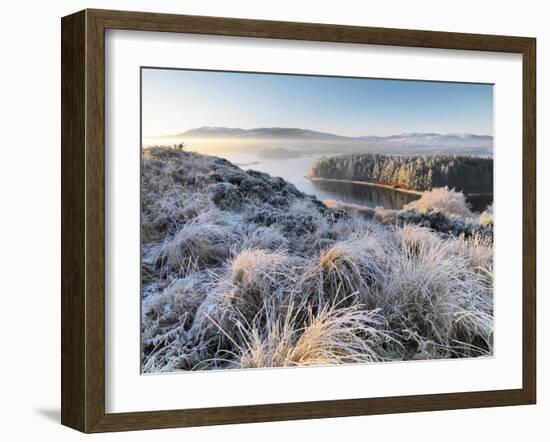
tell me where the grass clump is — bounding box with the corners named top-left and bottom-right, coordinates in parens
top-left (217, 248), bottom-right (298, 321)
top-left (234, 301), bottom-right (392, 369)
top-left (155, 219), bottom-right (238, 274)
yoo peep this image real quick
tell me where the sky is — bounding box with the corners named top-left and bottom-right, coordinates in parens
top-left (142, 68), bottom-right (493, 138)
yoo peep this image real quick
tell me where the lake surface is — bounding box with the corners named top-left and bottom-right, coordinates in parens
top-left (197, 151), bottom-right (491, 212)
top-left (219, 153), bottom-right (418, 209)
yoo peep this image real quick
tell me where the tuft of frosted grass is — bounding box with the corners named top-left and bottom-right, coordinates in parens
top-left (141, 273), bottom-right (209, 373)
top-left (218, 248), bottom-right (298, 320)
top-left (380, 225), bottom-right (493, 357)
top-left (155, 219), bottom-right (239, 274)
top-left (215, 297), bottom-right (393, 369)
top-left (185, 248), bottom-right (301, 359)
top-left (404, 186), bottom-right (474, 218)
top-left (299, 236), bottom-right (387, 308)
top-left (240, 225), bottom-right (288, 251)
top-left (276, 199), bottom-right (334, 253)
top-left (451, 233), bottom-right (493, 274)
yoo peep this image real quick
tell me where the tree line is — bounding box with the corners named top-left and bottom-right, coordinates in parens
top-left (308, 154), bottom-right (493, 194)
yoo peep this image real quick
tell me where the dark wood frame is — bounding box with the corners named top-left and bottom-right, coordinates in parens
top-left (61, 8), bottom-right (536, 433)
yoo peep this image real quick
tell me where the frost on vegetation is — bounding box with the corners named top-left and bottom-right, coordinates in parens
top-left (404, 186), bottom-right (474, 218)
top-left (141, 147), bottom-right (494, 372)
top-left (309, 153), bottom-right (493, 194)
top-left (479, 204), bottom-right (494, 225)
top-left (325, 188), bottom-right (493, 239)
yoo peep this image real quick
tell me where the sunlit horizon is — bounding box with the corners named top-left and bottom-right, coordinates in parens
top-left (142, 128), bottom-right (494, 139)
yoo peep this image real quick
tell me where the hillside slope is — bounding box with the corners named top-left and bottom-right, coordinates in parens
top-left (141, 147), bottom-right (494, 372)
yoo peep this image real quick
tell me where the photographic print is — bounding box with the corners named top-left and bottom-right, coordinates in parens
top-left (140, 68), bottom-right (494, 373)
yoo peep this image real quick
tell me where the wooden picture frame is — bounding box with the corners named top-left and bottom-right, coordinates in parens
top-left (61, 8), bottom-right (536, 433)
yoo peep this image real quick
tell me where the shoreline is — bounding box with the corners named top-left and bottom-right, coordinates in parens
top-left (305, 176), bottom-right (423, 196)
top-left (305, 176), bottom-right (493, 197)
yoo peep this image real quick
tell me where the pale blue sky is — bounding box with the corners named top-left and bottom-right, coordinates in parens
top-left (142, 68), bottom-right (493, 138)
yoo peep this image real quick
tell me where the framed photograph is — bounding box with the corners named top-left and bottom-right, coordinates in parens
top-left (61, 9), bottom-right (536, 433)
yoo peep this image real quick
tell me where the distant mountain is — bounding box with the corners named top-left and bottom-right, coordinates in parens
top-left (358, 132), bottom-right (493, 142)
top-left (175, 127), bottom-right (351, 140)
top-left (154, 127), bottom-right (493, 156)
top-left (356, 133), bottom-right (493, 149)
top-left (171, 126), bottom-right (491, 145)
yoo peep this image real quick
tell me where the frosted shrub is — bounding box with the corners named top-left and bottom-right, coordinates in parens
top-left (404, 186), bottom-right (474, 218)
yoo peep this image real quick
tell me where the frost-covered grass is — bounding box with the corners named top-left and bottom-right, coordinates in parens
top-left (141, 147), bottom-right (493, 372)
